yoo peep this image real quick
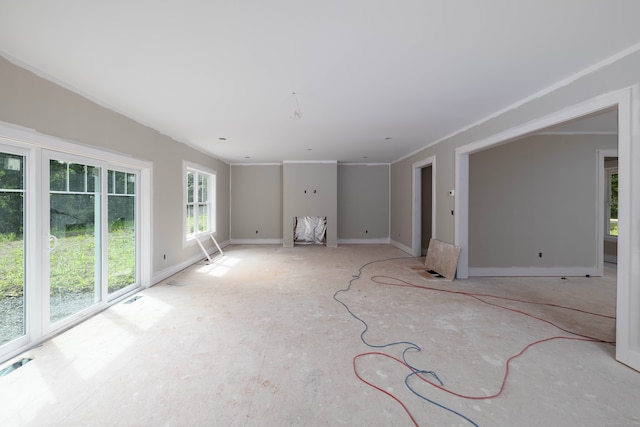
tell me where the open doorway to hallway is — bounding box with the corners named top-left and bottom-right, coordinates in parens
top-left (454, 88), bottom-right (640, 371)
top-left (420, 165), bottom-right (433, 255)
top-left (466, 109), bottom-right (618, 277)
top-left (412, 156), bottom-right (435, 257)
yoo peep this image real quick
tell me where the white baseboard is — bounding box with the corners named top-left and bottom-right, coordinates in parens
top-left (152, 254), bottom-right (204, 286)
top-left (390, 239), bottom-right (413, 255)
top-left (216, 239), bottom-right (231, 249)
top-left (468, 266), bottom-right (601, 277)
top-left (604, 254), bottom-right (618, 264)
top-left (232, 238), bottom-right (393, 245)
top-left (230, 238), bottom-right (283, 245)
top-left (151, 239), bottom-right (231, 285)
top-left (337, 238), bottom-right (390, 245)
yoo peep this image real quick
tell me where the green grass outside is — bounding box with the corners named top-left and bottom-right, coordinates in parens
top-left (0, 234), bottom-right (23, 298)
top-left (0, 228), bottom-right (135, 299)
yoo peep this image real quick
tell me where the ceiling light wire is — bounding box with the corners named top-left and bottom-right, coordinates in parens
top-left (290, 91), bottom-right (303, 120)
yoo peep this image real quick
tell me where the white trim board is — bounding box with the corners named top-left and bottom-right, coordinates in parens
top-left (597, 148), bottom-right (619, 277)
top-left (230, 163), bottom-right (282, 166)
top-left (230, 238), bottom-right (283, 245)
top-left (151, 239), bottom-right (231, 285)
top-left (282, 160), bottom-right (338, 164)
top-left (337, 238), bottom-right (391, 245)
top-left (468, 267), bottom-right (600, 277)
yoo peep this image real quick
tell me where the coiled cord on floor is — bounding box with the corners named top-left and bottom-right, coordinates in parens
top-left (333, 256), bottom-right (479, 426)
top-left (333, 257), bottom-right (616, 426)
top-left (333, 256), bottom-right (422, 350)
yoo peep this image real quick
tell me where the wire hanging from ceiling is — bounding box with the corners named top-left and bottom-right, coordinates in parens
top-left (290, 91), bottom-right (303, 120)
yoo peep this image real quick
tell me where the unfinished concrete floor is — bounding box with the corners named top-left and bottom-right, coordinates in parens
top-left (1, 244), bottom-right (639, 426)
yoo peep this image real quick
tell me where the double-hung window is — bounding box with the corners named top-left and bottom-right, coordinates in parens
top-left (185, 164), bottom-right (215, 241)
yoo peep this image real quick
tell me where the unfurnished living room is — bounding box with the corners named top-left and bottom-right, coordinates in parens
top-left (1, 1), bottom-right (640, 426)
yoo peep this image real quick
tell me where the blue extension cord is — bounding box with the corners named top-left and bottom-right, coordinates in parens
top-left (332, 256), bottom-right (480, 427)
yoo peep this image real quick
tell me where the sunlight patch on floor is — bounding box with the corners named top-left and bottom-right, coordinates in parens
top-left (113, 294), bottom-right (174, 331)
top-left (196, 255), bottom-right (240, 277)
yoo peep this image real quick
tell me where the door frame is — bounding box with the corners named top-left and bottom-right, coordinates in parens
top-left (412, 156), bottom-right (436, 257)
top-left (0, 122), bottom-right (152, 363)
top-left (597, 149), bottom-right (619, 270)
top-left (454, 86), bottom-right (640, 371)
top-left (0, 141), bottom-right (33, 356)
top-left (42, 149), bottom-right (108, 334)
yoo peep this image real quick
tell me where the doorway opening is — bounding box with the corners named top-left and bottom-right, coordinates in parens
top-left (412, 156), bottom-right (436, 257)
top-left (454, 87), bottom-right (640, 371)
top-left (600, 153), bottom-right (619, 265)
top-left (465, 112), bottom-right (617, 277)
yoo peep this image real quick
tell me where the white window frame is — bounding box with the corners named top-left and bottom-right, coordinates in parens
top-left (605, 167), bottom-right (618, 241)
top-left (184, 161), bottom-right (216, 245)
top-left (0, 122), bottom-right (152, 364)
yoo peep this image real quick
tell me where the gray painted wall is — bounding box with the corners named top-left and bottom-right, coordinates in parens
top-left (337, 164), bottom-right (389, 239)
top-left (0, 56), bottom-right (230, 280)
top-left (468, 134), bottom-right (616, 269)
top-left (390, 50), bottom-right (640, 254)
top-left (230, 163), bottom-right (389, 242)
top-left (230, 164), bottom-right (282, 240)
top-left (282, 162), bottom-right (337, 247)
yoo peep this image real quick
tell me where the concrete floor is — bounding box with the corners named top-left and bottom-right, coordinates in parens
top-left (1, 244), bottom-right (639, 426)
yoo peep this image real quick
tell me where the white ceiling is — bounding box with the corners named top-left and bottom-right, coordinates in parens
top-left (1, 1), bottom-right (639, 163)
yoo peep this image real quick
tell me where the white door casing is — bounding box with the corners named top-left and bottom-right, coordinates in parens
top-left (454, 87), bottom-right (640, 372)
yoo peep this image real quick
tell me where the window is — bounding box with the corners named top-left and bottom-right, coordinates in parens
top-left (107, 169), bottom-right (137, 295)
top-left (606, 167), bottom-right (618, 238)
top-left (0, 126), bottom-right (150, 364)
top-left (185, 165), bottom-right (215, 240)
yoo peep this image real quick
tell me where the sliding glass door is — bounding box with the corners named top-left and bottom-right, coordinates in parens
top-left (46, 154), bottom-right (103, 325)
top-left (107, 168), bottom-right (137, 297)
top-left (0, 146), bottom-right (27, 348)
top-left (0, 139), bottom-right (143, 362)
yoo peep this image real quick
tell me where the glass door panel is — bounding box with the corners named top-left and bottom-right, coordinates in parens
top-left (107, 169), bottom-right (137, 295)
top-left (0, 135), bottom-right (144, 364)
top-left (48, 158), bottom-right (102, 324)
top-left (0, 151), bottom-right (26, 346)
